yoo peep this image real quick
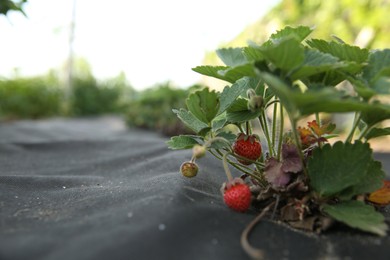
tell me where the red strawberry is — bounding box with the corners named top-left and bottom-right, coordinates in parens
top-left (233, 133), bottom-right (262, 165)
top-left (223, 179), bottom-right (252, 212)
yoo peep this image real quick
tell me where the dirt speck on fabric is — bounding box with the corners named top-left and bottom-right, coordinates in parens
top-left (158, 224), bottom-right (166, 231)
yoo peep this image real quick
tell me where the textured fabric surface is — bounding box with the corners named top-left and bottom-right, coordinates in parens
top-left (0, 117), bottom-right (389, 260)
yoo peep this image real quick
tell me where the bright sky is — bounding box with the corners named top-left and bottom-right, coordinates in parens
top-left (0, 0), bottom-right (278, 90)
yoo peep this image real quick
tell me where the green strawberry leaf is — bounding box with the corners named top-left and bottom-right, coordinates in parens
top-left (243, 46), bottom-right (265, 62)
top-left (166, 135), bottom-right (202, 150)
top-left (209, 132), bottom-right (232, 149)
top-left (257, 72), bottom-right (299, 117)
top-left (226, 98), bottom-right (262, 123)
top-left (372, 76), bottom-right (390, 95)
top-left (218, 63), bottom-right (257, 82)
top-left (259, 37), bottom-right (305, 72)
top-left (192, 64), bottom-right (256, 84)
top-left (218, 77), bottom-right (259, 115)
top-left (186, 88), bottom-right (219, 124)
top-left (363, 49), bottom-right (390, 84)
top-left (307, 141), bottom-right (373, 198)
top-left (306, 39), bottom-right (369, 63)
top-left (310, 63), bottom-right (363, 86)
top-left (192, 65), bottom-right (236, 83)
top-left (267, 25), bottom-right (313, 43)
top-left (365, 127), bottom-right (390, 140)
top-left (216, 47), bottom-right (248, 67)
top-left (216, 131), bottom-right (236, 144)
top-left (339, 160), bottom-right (385, 200)
top-left (323, 201), bottom-right (388, 236)
top-left (173, 109), bottom-right (210, 134)
top-left (259, 72), bottom-right (390, 119)
top-left (290, 48), bottom-right (342, 80)
top-left (361, 102), bottom-right (390, 127)
top-left (346, 76), bottom-right (377, 100)
top-left (211, 112), bottom-right (228, 132)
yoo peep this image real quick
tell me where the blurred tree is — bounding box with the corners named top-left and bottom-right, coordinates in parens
top-left (0, 0), bottom-right (27, 16)
top-left (69, 58), bottom-right (135, 116)
top-left (204, 0), bottom-right (390, 67)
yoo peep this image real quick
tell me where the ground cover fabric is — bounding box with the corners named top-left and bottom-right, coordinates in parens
top-left (0, 117), bottom-right (389, 260)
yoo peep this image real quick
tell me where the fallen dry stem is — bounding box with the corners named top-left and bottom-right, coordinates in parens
top-left (241, 201), bottom-right (276, 260)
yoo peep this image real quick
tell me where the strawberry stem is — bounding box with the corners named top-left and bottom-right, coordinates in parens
top-left (204, 137), bottom-right (232, 151)
top-left (246, 121), bottom-right (251, 135)
top-left (222, 152), bottom-right (234, 182)
top-left (277, 104), bottom-right (284, 161)
top-left (271, 100), bottom-right (278, 151)
top-left (346, 112), bottom-right (361, 143)
top-left (210, 149), bottom-right (255, 176)
top-left (259, 112), bottom-right (274, 157)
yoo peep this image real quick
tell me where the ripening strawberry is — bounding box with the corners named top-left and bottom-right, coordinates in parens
top-left (180, 161), bottom-right (199, 178)
top-left (223, 180), bottom-right (252, 212)
top-left (233, 133), bottom-right (262, 165)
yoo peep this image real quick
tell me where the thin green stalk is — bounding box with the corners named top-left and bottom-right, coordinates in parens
top-left (214, 149), bottom-right (255, 176)
top-left (237, 123), bottom-right (245, 134)
top-left (272, 101), bottom-right (278, 150)
top-left (204, 136), bottom-right (232, 151)
top-left (255, 164), bottom-right (268, 188)
top-left (357, 125), bottom-right (372, 141)
top-left (209, 149), bottom-right (223, 160)
top-left (232, 163), bottom-right (258, 178)
top-left (222, 153), bottom-right (233, 181)
top-left (260, 111), bottom-right (274, 157)
top-left (222, 152), bottom-right (263, 182)
top-left (346, 112), bottom-right (361, 143)
top-left (230, 153), bottom-right (265, 167)
top-left (265, 99), bottom-right (280, 109)
top-left (277, 104), bottom-right (284, 161)
top-left (315, 113), bottom-right (320, 126)
top-left (246, 121), bottom-right (251, 135)
top-left (315, 113), bottom-right (323, 148)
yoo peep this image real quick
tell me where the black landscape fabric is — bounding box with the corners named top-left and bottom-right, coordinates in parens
top-left (0, 117), bottom-right (389, 260)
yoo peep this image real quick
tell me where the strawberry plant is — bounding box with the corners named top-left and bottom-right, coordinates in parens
top-left (167, 26), bottom-right (390, 257)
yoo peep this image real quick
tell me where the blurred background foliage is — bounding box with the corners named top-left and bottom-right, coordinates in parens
top-left (0, 0), bottom-right (27, 16)
top-left (0, 69), bottom-right (200, 136)
top-left (126, 83), bottom-right (200, 136)
top-left (204, 0), bottom-right (390, 67)
top-left (1, 0), bottom-right (389, 136)
top-left (0, 75), bottom-right (61, 119)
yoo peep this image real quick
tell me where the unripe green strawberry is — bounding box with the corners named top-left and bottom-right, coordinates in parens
top-left (223, 179), bottom-right (251, 212)
top-left (192, 144), bottom-right (206, 159)
top-left (246, 88), bottom-right (263, 112)
top-left (233, 133), bottom-right (262, 165)
top-left (247, 95), bottom-right (264, 112)
top-left (180, 161), bottom-right (198, 178)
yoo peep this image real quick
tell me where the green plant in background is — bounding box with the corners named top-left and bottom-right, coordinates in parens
top-left (0, 71), bottom-right (135, 120)
top-left (168, 26), bottom-right (390, 258)
top-left (0, 0), bottom-right (27, 16)
top-left (67, 58), bottom-right (134, 116)
top-left (70, 74), bottom-right (133, 116)
top-left (0, 75), bottom-right (62, 119)
top-left (126, 83), bottom-right (201, 136)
